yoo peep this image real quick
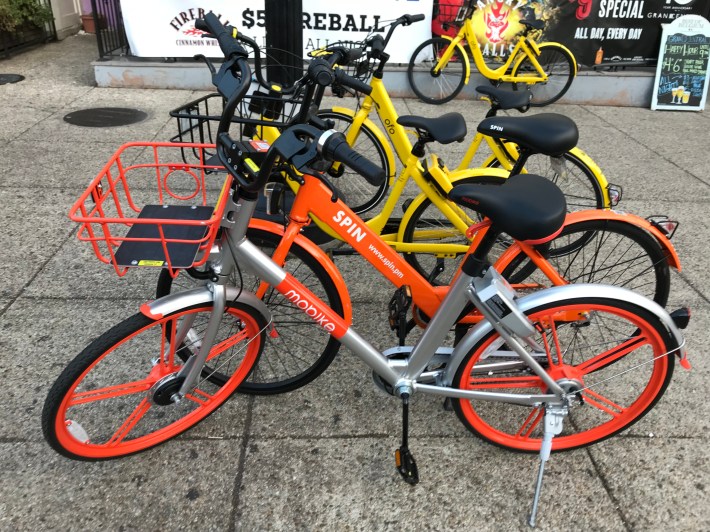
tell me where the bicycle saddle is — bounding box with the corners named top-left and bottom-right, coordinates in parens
top-left (520, 19), bottom-right (545, 31)
top-left (477, 114), bottom-right (579, 156)
top-left (476, 85), bottom-right (531, 111)
top-left (397, 113), bottom-right (467, 144)
top-left (448, 174), bottom-right (566, 243)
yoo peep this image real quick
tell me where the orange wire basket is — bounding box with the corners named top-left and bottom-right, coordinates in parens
top-left (69, 142), bottom-right (232, 277)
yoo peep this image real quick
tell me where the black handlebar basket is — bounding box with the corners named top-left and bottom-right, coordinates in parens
top-left (434, 2), bottom-right (474, 26)
top-left (169, 82), bottom-right (308, 166)
top-left (309, 41), bottom-right (375, 98)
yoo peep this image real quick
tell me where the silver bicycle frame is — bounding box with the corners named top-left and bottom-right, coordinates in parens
top-left (154, 192), bottom-right (685, 405)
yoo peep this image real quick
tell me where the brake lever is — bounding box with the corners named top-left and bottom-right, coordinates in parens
top-left (278, 163), bottom-right (305, 186)
top-left (308, 114), bottom-right (334, 131)
top-left (194, 54), bottom-right (216, 75)
top-left (313, 169), bottom-right (340, 203)
top-left (283, 160), bottom-right (338, 203)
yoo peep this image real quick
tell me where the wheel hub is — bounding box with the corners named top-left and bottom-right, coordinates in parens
top-left (149, 373), bottom-right (185, 406)
top-left (545, 366), bottom-right (585, 407)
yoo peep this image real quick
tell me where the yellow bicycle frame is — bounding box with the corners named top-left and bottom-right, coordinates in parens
top-left (434, 18), bottom-right (578, 84)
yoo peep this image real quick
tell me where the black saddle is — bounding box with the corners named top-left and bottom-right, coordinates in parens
top-left (448, 174), bottom-right (566, 242)
top-left (397, 113), bottom-right (467, 144)
top-left (520, 19), bottom-right (545, 31)
top-left (476, 85), bottom-right (531, 111)
top-left (478, 114), bottom-right (578, 156)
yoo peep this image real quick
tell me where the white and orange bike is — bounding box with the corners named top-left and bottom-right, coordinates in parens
top-left (43, 13), bottom-right (690, 527)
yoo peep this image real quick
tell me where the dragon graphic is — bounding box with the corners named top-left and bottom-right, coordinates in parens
top-left (485, 1), bottom-right (510, 44)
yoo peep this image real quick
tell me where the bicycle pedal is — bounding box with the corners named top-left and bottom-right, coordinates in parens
top-left (395, 447), bottom-right (419, 485)
top-left (442, 397), bottom-right (454, 411)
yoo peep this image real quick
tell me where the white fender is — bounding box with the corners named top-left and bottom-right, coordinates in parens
top-left (442, 283), bottom-right (685, 386)
top-left (141, 286), bottom-right (271, 324)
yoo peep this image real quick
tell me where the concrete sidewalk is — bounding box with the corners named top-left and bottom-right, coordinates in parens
top-left (1, 34), bottom-right (709, 531)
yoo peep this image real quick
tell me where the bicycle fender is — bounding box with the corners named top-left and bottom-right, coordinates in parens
top-left (564, 210), bottom-right (681, 271)
top-left (515, 42), bottom-right (578, 77)
top-left (140, 286), bottom-right (271, 323)
top-left (442, 283), bottom-right (685, 387)
top-left (439, 35), bottom-right (471, 85)
top-left (328, 106), bottom-right (397, 184)
top-left (247, 219), bottom-right (353, 324)
top-left (396, 167), bottom-right (511, 243)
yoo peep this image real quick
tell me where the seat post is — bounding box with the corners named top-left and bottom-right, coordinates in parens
top-left (460, 224), bottom-right (501, 278)
top-left (509, 146), bottom-right (532, 176)
top-left (411, 133), bottom-right (431, 157)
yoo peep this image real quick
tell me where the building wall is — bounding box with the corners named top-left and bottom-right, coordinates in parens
top-left (51, 0), bottom-right (81, 40)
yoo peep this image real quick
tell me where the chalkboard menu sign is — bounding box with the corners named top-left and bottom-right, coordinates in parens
top-left (652, 15), bottom-right (710, 111)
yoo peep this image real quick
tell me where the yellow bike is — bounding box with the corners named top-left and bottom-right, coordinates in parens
top-left (319, 24), bottom-right (611, 214)
top-left (407, 1), bottom-right (577, 106)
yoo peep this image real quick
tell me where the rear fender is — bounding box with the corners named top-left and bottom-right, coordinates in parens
top-left (564, 210), bottom-right (681, 271)
top-left (443, 283), bottom-right (685, 386)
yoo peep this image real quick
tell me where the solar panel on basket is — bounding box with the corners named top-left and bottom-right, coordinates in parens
top-left (69, 142), bottom-right (232, 277)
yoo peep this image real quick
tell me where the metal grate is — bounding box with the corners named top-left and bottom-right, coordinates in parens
top-left (63, 108), bottom-right (148, 127)
top-left (90, 0), bottom-right (129, 59)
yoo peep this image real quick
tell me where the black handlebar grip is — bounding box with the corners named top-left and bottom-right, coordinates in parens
top-left (334, 68), bottom-right (372, 96)
top-left (404, 14), bottom-right (426, 24)
top-left (195, 18), bottom-right (209, 32)
top-left (199, 12), bottom-right (246, 58)
top-left (368, 35), bottom-right (385, 58)
top-left (346, 47), bottom-right (365, 63)
top-left (308, 58), bottom-right (336, 86)
top-left (321, 132), bottom-right (385, 187)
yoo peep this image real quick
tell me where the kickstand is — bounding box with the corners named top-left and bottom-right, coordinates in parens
top-left (395, 393), bottom-right (419, 485)
top-left (528, 405), bottom-right (567, 528)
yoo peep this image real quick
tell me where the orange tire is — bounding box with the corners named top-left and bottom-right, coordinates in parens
top-left (453, 298), bottom-right (675, 452)
top-left (43, 302), bottom-right (265, 460)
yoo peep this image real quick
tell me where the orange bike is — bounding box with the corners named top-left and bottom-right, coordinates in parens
top-left (43, 16), bottom-right (690, 527)
top-left (155, 23), bottom-right (680, 396)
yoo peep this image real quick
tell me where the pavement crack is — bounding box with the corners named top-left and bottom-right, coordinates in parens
top-left (584, 446), bottom-right (633, 531)
top-left (0, 225), bottom-right (77, 319)
top-left (228, 394), bottom-right (255, 532)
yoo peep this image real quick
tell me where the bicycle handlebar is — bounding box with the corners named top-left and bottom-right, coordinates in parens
top-left (308, 57), bottom-right (337, 87)
top-left (402, 14), bottom-right (426, 25)
top-left (382, 13), bottom-right (425, 49)
top-left (319, 130), bottom-right (385, 186)
top-left (197, 12), bottom-right (385, 193)
top-left (195, 13), bottom-right (247, 60)
top-left (333, 68), bottom-right (372, 95)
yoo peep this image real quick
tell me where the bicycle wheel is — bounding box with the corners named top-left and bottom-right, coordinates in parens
top-left (317, 110), bottom-right (391, 214)
top-left (499, 219), bottom-right (671, 306)
top-left (487, 150), bottom-right (604, 210)
top-left (512, 44), bottom-right (575, 107)
top-left (452, 297), bottom-right (676, 452)
top-left (408, 37), bottom-right (466, 105)
top-left (42, 302), bottom-right (266, 460)
top-left (156, 228), bottom-right (344, 395)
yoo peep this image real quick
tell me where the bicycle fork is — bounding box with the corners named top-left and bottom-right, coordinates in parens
top-left (173, 192), bottom-right (260, 400)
